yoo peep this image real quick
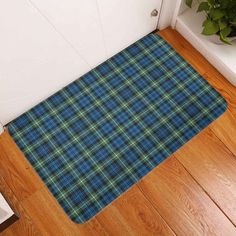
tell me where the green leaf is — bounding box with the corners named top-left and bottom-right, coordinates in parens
top-left (219, 0), bottom-right (230, 9)
top-left (219, 20), bottom-right (227, 30)
top-left (221, 26), bottom-right (231, 38)
top-left (202, 19), bottom-right (211, 27)
top-left (185, 0), bottom-right (193, 7)
top-left (210, 9), bottom-right (225, 20)
top-left (220, 33), bottom-right (231, 45)
top-left (207, 0), bottom-right (214, 6)
top-left (219, 27), bottom-right (232, 45)
top-left (230, 19), bottom-right (236, 25)
top-left (197, 2), bottom-right (209, 12)
top-left (202, 20), bottom-right (220, 35)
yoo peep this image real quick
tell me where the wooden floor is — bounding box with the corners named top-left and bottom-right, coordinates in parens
top-left (1, 28), bottom-right (236, 236)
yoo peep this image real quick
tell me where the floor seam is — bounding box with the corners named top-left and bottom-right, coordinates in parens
top-left (173, 154), bottom-right (236, 228)
top-left (137, 182), bottom-right (178, 236)
top-left (209, 125), bottom-right (236, 160)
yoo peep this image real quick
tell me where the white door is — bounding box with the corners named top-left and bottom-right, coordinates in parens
top-left (98, 0), bottom-right (162, 57)
top-left (0, 0), bottom-right (90, 126)
top-left (30, 0), bottom-right (162, 63)
top-left (0, 0), bottom-right (162, 125)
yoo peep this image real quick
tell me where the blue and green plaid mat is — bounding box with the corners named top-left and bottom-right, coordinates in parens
top-left (8, 34), bottom-right (227, 223)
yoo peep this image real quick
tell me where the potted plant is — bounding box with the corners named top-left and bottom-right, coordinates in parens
top-left (186, 0), bottom-right (236, 44)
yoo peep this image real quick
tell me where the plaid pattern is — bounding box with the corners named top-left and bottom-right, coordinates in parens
top-left (8, 34), bottom-right (227, 223)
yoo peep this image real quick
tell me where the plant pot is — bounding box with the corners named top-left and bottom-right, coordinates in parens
top-left (205, 34), bottom-right (236, 45)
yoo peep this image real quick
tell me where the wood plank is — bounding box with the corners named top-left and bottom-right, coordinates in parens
top-left (175, 127), bottom-right (236, 225)
top-left (160, 28), bottom-right (236, 228)
top-left (159, 29), bottom-right (206, 75)
top-left (138, 156), bottom-right (236, 235)
top-left (0, 132), bottom-right (44, 202)
top-left (20, 186), bottom-right (108, 236)
top-left (0, 177), bottom-right (42, 236)
top-left (96, 185), bottom-right (175, 236)
top-left (159, 29), bottom-right (236, 156)
top-left (202, 72), bottom-right (236, 113)
top-left (159, 29), bottom-right (236, 111)
top-left (0, 131), bottom-right (175, 235)
top-left (210, 111), bottom-right (236, 156)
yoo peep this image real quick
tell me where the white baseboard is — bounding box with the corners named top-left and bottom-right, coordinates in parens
top-left (176, 5), bottom-right (236, 86)
top-left (0, 123), bottom-right (4, 135)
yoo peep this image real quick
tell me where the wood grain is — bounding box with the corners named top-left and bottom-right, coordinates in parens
top-left (210, 111), bottom-right (236, 156)
top-left (159, 28), bottom-right (236, 112)
top-left (158, 28), bottom-right (236, 227)
top-left (95, 185), bottom-right (175, 236)
top-left (0, 177), bottom-right (41, 236)
top-left (0, 132), bottom-right (44, 202)
top-left (138, 156), bottom-right (236, 235)
top-left (159, 28), bottom-right (236, 156)
top-left (21, 187), bottom-right (107, 236)
top-left (0, 28), bottom-right (236, 235)
top-left (175, 127), bottom-right (236, 225)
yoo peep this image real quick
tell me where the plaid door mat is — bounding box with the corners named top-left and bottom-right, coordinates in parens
top-left (8, 34), bottom-right (227, 223)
